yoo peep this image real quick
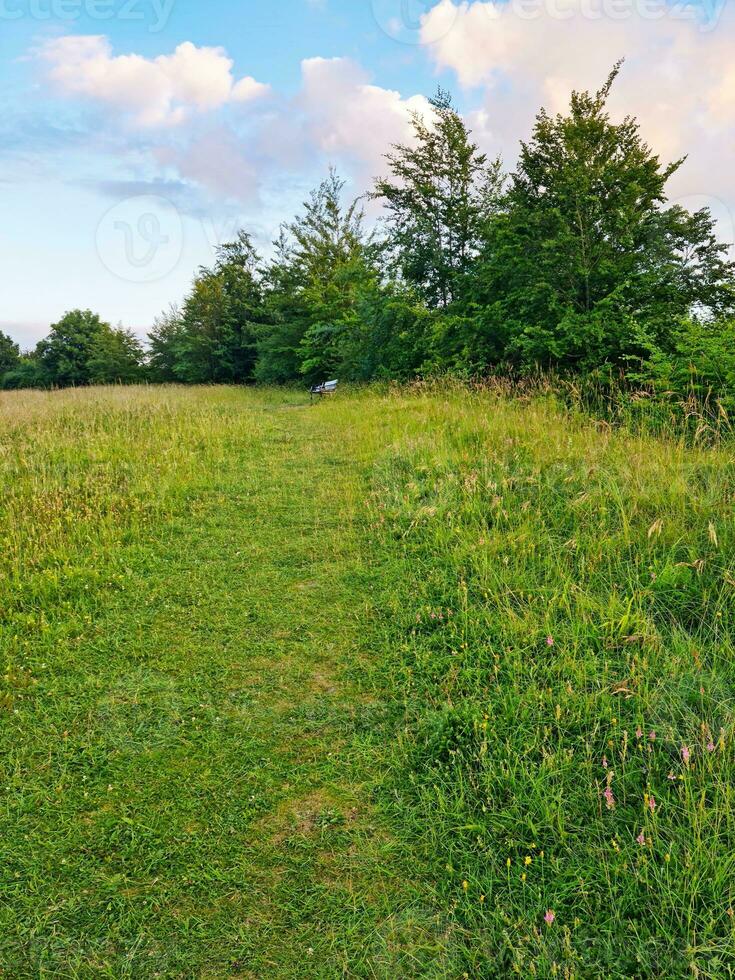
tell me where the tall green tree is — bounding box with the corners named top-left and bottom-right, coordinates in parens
top-left (257, 170), bottom-right (373, 383)
top-left (373, 88), bottom-right (502, 309)
top-left (147, 305), bottom-right (184, 382)
top-left (293, 169), bottom-right (372, 381)
top-left (255, 229), bottom-right (312, 383)
top-left (32, 311), bottom-right (144, 387)
top-left (342, 280), bottom-right (433, 381)
top-left (176, 233), bottom-right (265, 383)
top-left (36, 310), bottom-right (105, 387)
top-left (473, 64), bottom-right (735, 369)
top-left (1, 357), bottom-right (44, 390)
top-left (211, 231), bottom-right (266, 380)
top-left (0, 330), bottom-right (20, 375)
top-left (87, 326), bottom-right (143, 384)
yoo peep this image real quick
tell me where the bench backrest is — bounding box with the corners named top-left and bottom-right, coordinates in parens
top-left (310, 379), bottom-right (339, 397)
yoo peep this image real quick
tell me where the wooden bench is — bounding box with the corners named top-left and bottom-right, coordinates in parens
top-left (310, 380), bottom-right (338, 402)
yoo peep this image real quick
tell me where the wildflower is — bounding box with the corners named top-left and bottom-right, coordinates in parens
top-left (648, 795), bottom-right (656, 813)
top-left (681, 745), bottom-right (691, 764)
top-left (636, 727), bottom-right (643, 739)
top-left (521, 873), bottom-right (527, 882)
top-left (462, 880), bottom-right (469, 892)
top-left (667, 773), bottom-right (676, 781)
top-left (604, 785), bottom-right (615, 810)
top-left (506, 858), bottom-right (511, 868)
top-left (707, 741), bottom-right (716, 753)
top-left (525, 856), bottom-right (532, 866)
top-left (664, 853), bottom-right (670, 863)
top-left (602, 756), bottom-right (609, 769)
top-left (649, 731), bottom-right (656, 741)
top-left (479, 894), bottom-right (485, 903)
top-left (544, 910), bottom-right (556, 926)
top-left (546, 636), bottom-right (554, 647)
top-left (636, 831), bottom-right (646, 846)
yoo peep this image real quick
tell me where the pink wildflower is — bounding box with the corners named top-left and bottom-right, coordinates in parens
top-left (681, 745), bottom-right (691, 764)
top-left (649, 731), bottom-right (656, 741)
top-left (707, 741), bottom-right (716, 753)
top-left (544, 910), bottom-right (555, 926)
top-left (636, 831), bottom-right (646, 846)
top-left (636, 727), bottom-right (643, 739)
top-left (602, 756), bottom-right (608, 769)
top-left (546, 636), bottom-right (554, 647)
top-left (648, 795), bottom-right (656, 813)
top-left (604, 785), bottom-right (615, 810)
top-left (667, 773), bottom-right (676, 781)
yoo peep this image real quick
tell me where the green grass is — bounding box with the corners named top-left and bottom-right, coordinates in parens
top-left (1, 383), bottom-right (735, 977)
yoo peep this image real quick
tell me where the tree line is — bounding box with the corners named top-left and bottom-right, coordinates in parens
top-left (3, 66), bottom-right (734, 399)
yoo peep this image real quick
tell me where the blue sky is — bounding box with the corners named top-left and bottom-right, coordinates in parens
top-left (1, 0), bottom-right (733, 347)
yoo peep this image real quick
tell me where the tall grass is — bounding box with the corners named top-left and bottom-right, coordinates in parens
top-left (2, 382), bottom-right (734, 976)
top-left (365, 381), bottom-right (735, 977)
top-left (0, 386), bottom-right (259, 699)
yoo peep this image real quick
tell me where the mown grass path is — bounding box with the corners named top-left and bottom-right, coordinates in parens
top-left (0, 389), bottom-right (450, 978)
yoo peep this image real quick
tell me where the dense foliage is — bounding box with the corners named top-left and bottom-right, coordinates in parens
top-left (1, 312), bottom-right (142, 390)
top-left (4, 67), bottom-right (733, 399)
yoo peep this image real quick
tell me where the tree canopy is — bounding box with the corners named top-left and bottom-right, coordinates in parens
top-left (4, 68), bottom-right (734, 397)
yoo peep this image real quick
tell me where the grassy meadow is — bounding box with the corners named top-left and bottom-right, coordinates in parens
top-left (1, 383), bottom-right (735, 977)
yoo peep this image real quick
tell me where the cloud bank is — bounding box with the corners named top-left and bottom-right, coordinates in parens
top-left (33, 15), bottom-right (735, 246)
top-left (420, 0), bottom-right (735, 241)
top-left (40, 36), bottom-right (270, 128)
top-left (37, 37), bottom-right (428, 207)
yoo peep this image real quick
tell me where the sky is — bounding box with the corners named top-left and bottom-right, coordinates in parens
top-left (1, 0), bottom-right (733, 349)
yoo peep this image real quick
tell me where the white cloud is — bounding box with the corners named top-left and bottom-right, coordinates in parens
top-left (153, 126), bottom-right (260, 202)
top-left (39, 36), bottom-right (269, 128)
top-left (33, 18), bottom-right (735, 248)
top-left (420, 0), bottom-right (735, 244)
top-left (35, 38), bottom-right (435, 208)
top-left (296, 56), bottom-right (430, 177)
top-left (420, 1), bottom-right (732, 148)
